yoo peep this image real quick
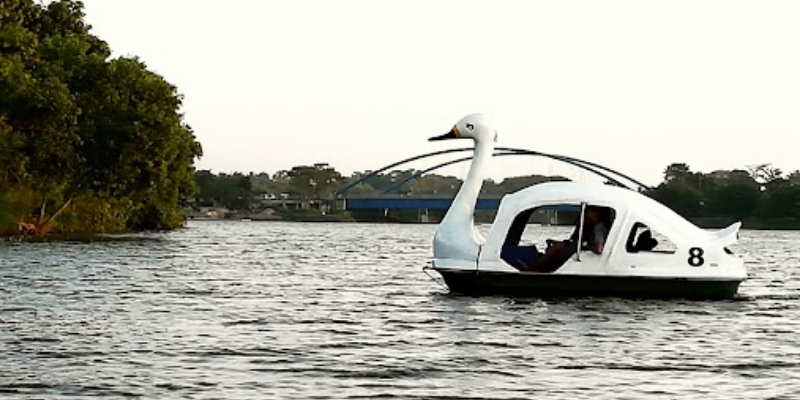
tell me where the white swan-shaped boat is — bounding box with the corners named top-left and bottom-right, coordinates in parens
top-left (427, 114), bottom-right (747, 299)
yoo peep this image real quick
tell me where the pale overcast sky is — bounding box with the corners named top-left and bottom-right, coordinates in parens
top-left (80, 0), bottom-right (800, 185)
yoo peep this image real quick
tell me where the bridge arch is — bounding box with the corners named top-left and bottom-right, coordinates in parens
top-left (336, 146), bottom-right (650, 197)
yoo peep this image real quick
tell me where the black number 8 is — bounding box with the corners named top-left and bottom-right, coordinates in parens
top-left (688, 247), bottom-right (704, 267)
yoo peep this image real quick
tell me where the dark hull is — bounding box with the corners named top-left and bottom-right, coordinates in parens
top-left (435, 269), bottom-right (742, 300)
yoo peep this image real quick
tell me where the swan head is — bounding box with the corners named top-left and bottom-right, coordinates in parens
top-left (428, 113), bottom-right (497, 143)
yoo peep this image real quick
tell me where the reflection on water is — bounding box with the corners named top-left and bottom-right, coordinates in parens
top-left (1, 221), bottom-right (799, 399)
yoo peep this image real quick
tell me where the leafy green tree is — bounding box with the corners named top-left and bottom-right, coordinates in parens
top-left (650, 182), bottom-right (705, 217)
top-left (748, 163), bottom-right (783, 185)
top-left (0, 0), bottom-right (202, 234)
top-left (407, 174), bottom-right (460, 196)
top-left (250, 172), bottom-right (273, 194)
top-left (379, 169), bottom-right (418, 195)
top-left (789, 171), bottom-right (800, 186)
top-left (269, 170), bottom-right (292, 195)
top-left (287, 164), bottom-right (343, 201)
top-left (76, 57), bottom-right (202, 230)
top-left (756, 185), bottom-right (800, 219)
top-left (663, 163), bottom-right (693, 184)
top-left (1, 0), bottom-right (89, 228)
top-left (728, 169), bottom-right (757, 186)
top-left (490, 174), bottom-right (568, 195)
top-left (707, 183), bottom-right (759, 220)
top-left (0, 189), bottom-right (12, 231)
top-left (194, 172), bottom-right (252, 210)
top-left (346, 182), bottom-right (378, 196)
top-left (349, 169), bottom-right (418, 193)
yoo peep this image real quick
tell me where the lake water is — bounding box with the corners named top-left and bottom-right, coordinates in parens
top-left (1, 221), bottom-right (799, 399)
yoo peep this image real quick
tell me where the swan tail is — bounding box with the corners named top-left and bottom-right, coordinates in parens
top-left (707, 221), bottom-right (741, 247)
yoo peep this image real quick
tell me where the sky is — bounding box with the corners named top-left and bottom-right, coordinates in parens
top-left (78, 0), bottom-right (800, 186)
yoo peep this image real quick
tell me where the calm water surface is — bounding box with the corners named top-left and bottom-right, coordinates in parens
top-left (1, 221), bottom-right (800, 399)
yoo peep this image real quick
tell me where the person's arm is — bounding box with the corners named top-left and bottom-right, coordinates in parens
top-left (590, 224), bottom-right (607, 254)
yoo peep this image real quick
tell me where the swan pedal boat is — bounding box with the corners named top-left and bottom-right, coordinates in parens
top-left (426, 114), bottom-right (747, 300)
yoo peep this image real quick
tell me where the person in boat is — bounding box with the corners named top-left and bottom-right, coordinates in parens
top-left (522, 205), bottom-right (611, 272)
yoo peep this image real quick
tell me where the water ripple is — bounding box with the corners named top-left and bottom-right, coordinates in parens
top-left (1, 221), bottom-right (799, 399)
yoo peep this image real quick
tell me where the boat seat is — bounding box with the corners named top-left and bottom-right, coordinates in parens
top-left (501, 245), bottom-right (539, 270)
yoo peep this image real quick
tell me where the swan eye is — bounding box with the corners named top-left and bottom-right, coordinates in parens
top-left (465, 123), bottom-right (474, 131)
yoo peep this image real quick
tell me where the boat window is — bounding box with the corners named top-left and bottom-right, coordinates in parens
top-left (625, 222), bottom-right (677, 253)
top-left (578, 205), bottom-right (615, 254)
top-left (500, 204), bottom-right (616, 270)
top-left (500, 205), bottom-right (578, 270)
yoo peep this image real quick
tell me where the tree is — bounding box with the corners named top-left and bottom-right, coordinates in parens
top-left (0, 0), bottom-right (92, 230)
top-left (707, 184), bottom-right (759, 220)
top-left (194, 172), bottom-right (253, 210)
top-left (346, 182), bottom-right (378, 196)
top-left (789, 170), bottom-right (800, 186)
top-left (75, 57), bottom-right (202, 229)
top-left (650, 182), bottom-right (705, 218)
top-left (0, 0), bottom-right (202, 234)
top-left (287, 164), bottom-right (343, 201)
top-left (748, 163), bottom-right (784, 185)
top-left (663, 163), bottom-right (693, 184)
top-left (491, 175), bottom-right (564, 195)
top-left (728, 169), bottom-right (758, 186)
top-left (756, 185), bottom-right (800, 219)
top-left (250, 172), bottom-right (273, 194)
top-left (406, 174), bottom-right (460, 196)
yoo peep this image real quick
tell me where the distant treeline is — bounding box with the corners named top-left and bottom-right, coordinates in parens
top-left (0, 1), bottom-right (202, 236)
top-left (648, 163), bottom-right (800, 221)
top-left (192, 164), bottom-right (569, 209)
top-left (193, 162), bottom-right (800, 227)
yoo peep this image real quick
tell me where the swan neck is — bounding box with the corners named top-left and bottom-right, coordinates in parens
top-left (442, 138), bottom-right (492, 228)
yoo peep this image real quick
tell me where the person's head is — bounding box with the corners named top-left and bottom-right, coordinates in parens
top-left (585, 206), bottom-right (611, 225)
top-left (585, 206), bottom-right (601, 223)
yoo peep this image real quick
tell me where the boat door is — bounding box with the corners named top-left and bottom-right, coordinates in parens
top-left (553, 202), bottom-right (619, 274)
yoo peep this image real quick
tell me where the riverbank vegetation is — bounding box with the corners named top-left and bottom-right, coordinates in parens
top-left (0, 0), bottom-right (202, 237)
top-left (193, 162), bottom-right (800, 229)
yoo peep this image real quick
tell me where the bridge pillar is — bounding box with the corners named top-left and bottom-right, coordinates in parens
top-left (419, 208), bottom-right (430, 223)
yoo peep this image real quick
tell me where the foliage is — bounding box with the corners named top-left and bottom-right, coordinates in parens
top-left (789, 171), bottom-right (800, 186)
top-left (286, 164), bottom-right (342, 200)
top-left (748, 163), bottom-right (783, 185)
top-left (483, 175), bottom-right (568, 196)
top-left (250, 172), bottom-right (280, 194)
top-left (0, 190), bottom-right (13, 231)
top-left (707, 183), bottom-right (760, 220)
top-left (650, 182), bottom-right (705, 217)
top-left (0, 0), bottom-right (202, 236)
top-left (406, 173), bottom-right (460, 196)
top-left (653, 163), bottom-right (800, 223)
top-left (194, 170), bottom-right (253, 210)
top-left (663, 163), bottom-right (693, 184)
top-left (756, 185), bottom-right (800, 219)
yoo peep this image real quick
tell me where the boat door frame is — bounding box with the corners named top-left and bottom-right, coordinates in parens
top-left (574, 202), bottom-right (587, 262)
top-left (560, 202), bottom-right (626, 271)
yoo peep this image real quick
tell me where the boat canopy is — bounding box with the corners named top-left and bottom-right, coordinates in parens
top-left (493, 181), bottom-right (738, 248)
